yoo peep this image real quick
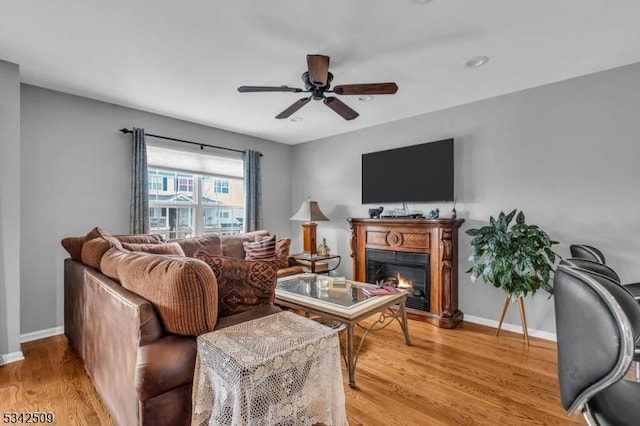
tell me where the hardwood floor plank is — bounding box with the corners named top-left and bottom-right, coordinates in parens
top-left (0, 317), bottom-right (587, 425)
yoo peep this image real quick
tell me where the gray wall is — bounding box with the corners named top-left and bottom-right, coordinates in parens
top-left (290, 62), bottom-right (640, 335)
top-left (20, 85), bottom-right (293, 334)
top-left (0, 60), bottom-right (21, 361)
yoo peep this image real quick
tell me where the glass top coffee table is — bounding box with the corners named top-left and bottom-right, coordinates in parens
top-left (275, 273), bottom-right (412, 388)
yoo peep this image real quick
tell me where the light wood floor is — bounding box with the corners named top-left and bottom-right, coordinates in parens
top-left (0, 318), bottom-right (585, 425)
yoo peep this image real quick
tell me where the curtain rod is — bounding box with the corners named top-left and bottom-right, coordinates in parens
top-left (119, 128), bottom-right (262, 157)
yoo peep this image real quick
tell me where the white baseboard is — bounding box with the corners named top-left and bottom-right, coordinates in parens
top-left (20, 326), bottom-right (64, 343)
top-left (464, 314), bottom-right (557, 342)
top-left (0, 327), bottom-right (64, 366)
top-left (0, 350), bottom-right (25, 366)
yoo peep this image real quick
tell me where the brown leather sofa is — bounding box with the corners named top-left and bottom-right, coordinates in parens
top-left (62, 229), bottom-right (302, 426)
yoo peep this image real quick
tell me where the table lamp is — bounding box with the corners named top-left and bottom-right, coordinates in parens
top-left (290, 197), bottom-right (329, 256)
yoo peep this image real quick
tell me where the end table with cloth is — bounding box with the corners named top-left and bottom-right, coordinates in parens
top-left (192, 311), bottom-right (348, 426)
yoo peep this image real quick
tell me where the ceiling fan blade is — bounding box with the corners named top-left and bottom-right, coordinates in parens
top-left (275, 97), bottom-right (312, 119)
top-left (238, 85), bottom-right (304, 93)
top-left (307, 55), bottom-right (330, 87)
top-left (333, 82), bottom-right (398, 95)
top-left (323, 97), bottom-right (359, 121)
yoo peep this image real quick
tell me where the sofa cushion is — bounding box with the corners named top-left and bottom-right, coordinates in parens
top-left (80, 236), bottom-right (123, 270)
top-left (117, 253), bottom-right (218, 336)
top-left (193, 252), bottom-right (279, 318)
top-left (244, 234), bottom-right (277, 261)
top-left (117, 234), bottom-right (166, 244)
top-left (61, 226), bottom-right (111, 260)
top-left (220, 230), bottom-right (270, 259)
top-left (171, 234), bottom-right (222, 258)
top-left (100, 247), bottom-right (131, 282)
top-left (122, 242), bottom-right (185, 256)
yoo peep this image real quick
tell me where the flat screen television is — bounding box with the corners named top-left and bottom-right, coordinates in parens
top-left (361, 138), bottom-right (454, 204)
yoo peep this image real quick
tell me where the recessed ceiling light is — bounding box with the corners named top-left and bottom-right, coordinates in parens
top-left (290, 116), bottom-right (303, 122)
top-left (465, 55), bottom-right (490, 68)
top-left (410, 0), bottom-right (435, 5)
top-left (358, 95), bottom-right (373, 102)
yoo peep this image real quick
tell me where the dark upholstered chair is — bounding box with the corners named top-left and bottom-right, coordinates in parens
top-left (554, 264), bottom-right (640, 425)
top-left (560, 258), bottom-right (640, 381)
top-left (569, 244), bottom-right (606, 264)
top-left (569, 244), bottom-right (640, 300)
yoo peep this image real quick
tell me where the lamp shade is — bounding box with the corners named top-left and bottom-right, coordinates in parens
top-left (290, 199), bottom-right (329, 222)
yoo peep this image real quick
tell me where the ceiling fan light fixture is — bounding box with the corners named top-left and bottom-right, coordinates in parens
top-left (465, 55), bottom-right (490, 68)
top-left (358, 95), bottom-right (374, 102)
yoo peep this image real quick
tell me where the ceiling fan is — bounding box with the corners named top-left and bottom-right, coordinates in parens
top-left (237, 54), bottom-right (398, 121)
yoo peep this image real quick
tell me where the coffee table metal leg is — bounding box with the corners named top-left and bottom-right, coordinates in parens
top-left (400, 301), bottom-right (412, 346)
top-left (346, 324), bottom-right (356, 388)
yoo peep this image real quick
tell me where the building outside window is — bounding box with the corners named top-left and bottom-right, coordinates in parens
top-left (148, 167), bottom-right (244, 240)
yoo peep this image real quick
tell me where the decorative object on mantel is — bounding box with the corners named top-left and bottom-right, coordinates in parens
top-left (317, 238), bottom-right (331, 256)
top-left (451, 200), bottom-right (457, 219)
top-left (290, 197), bottom-right (329, 256)
top-left (428, 208), bottom-right (440, 219)
top-left (368, 206), bottom-right (384, 219)
top-left (465, 210), bottom-right (557, 345)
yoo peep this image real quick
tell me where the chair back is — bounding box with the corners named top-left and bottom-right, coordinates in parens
top-left (569, 244), bottom-right (606, 264)
top-left (559, 258), bottom-right (621, 283)
top-left (553, 265), bottom-right (636, 415)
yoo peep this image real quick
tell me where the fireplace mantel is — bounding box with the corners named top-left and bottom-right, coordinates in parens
top-left (348, 217), bottom-right (465, 328)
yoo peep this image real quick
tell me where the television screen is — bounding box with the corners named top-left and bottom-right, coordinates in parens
top-left (362, 138), bottom-right (454, 204)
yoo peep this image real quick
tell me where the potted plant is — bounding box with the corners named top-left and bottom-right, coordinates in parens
top-left (465, 209), bottom-right (557, 344)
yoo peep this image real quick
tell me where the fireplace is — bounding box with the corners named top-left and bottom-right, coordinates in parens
top-left (349, 217), bottom-right (464, 328)
top-left (366, 249), bottom-right (430, 311)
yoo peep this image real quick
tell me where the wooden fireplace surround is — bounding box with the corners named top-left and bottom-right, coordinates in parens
top-left (348, 217), bottom-right (465, 328)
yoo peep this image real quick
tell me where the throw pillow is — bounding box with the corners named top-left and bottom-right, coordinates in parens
top-left (194, 252), bottom-right (279, 318)
top-left (220, 230), bottom-right (270, 259)
top-left (244, 234), bottom-right (277, 261)
top-left (171, 234), bottom-right (222, 258)
top-left (121, 242), bottom-right (186, 256)
top-left (275, 237), bottom-right (291, 269)
top-left (116, 234), bottom-right (166, 244)
top-left (80, 235), bottom-right (123, 270)
top-left (61, 226), bottom-right (111, 260)
top-left (118, 252), bottom-right (218, 336)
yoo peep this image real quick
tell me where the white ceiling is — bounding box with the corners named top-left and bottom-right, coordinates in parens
top-left (2, 1), bottom-right (640, 145)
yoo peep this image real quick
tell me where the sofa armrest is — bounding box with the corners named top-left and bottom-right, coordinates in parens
top-left (83, 269), bottom-right (164, 426)
top-left (136, 335), bottom-right (197, 401)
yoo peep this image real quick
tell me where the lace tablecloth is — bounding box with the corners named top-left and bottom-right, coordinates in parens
top-left (192, 311), bottom-right (348, 426)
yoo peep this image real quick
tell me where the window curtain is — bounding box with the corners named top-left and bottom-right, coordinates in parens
top-left (243, 150), bottom-right (262, 232)
top-left (130, 127), bottom-right (149, 234)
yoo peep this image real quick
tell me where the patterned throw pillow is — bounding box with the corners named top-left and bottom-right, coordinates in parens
top-left (275, 237), bottom-right (291, 269)
top-left (244, 234), bottom-right (277, 261)
top-left (194, 252), bottom-right (279, 318)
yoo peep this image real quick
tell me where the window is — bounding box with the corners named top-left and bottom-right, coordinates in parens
top-left (178, 178), bottom-right (193, 192)
top-left (214, 180), bottom-right (229, 194)
top-left (149, 175), bottom-right (164, 191)
top-left (148, 168), bottom-right (244, 240)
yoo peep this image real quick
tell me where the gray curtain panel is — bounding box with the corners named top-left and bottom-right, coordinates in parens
top-left (130, 127), bottom-right (149, 234)
top-left (244, 150), bottom-right (263, 232)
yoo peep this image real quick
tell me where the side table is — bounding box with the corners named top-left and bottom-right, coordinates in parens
top-left (289, 253), bottom-right (341, 274)
top-left (191, 311), bottom-right (348, 426)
